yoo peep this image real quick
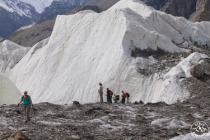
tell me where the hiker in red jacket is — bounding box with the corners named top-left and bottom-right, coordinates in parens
top-left (125, 92), bottom-right (130, 103)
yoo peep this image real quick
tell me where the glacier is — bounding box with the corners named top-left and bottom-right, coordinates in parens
top-left (9, 0), bottom-right (210, 104)
top-left (0, 73), bottom-right (20, 105)
top-left (0, 40), bottom-right (29, 73)
top-left (0, 40), bottom-right (27, 105)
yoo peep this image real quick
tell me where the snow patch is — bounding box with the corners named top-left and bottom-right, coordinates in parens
top-left (0, 0), bottom-right (14, 12)
top-left (170, 132), bottom-right (210, 140)
top-left (37, 121), bottom-right (62, 126)
top-left (16, 23), bottom-right (35, 32)
top-left (151, 117), bottom-right (190, 129)
top-left (88, 118), bottom-right (106, 124)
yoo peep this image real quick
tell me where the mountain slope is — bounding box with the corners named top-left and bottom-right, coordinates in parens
top-left (8, 19), bottom-right (54, 47)
top-left (193, 0), bottom-right (210, 21)
top-left (8, 4), bottom-right (102, 47)
top-left (8, 0), bottom-right (117, 47)
top-left (18, 0), bottom-right (54, 13)
top-left (162, 0), bottom-right (196, 18)
top-left (9, 0), bottom-right (210, 104)
top-left (0, 0), bottom-right (38, 17)
top-left (0, 0), bottom-right (86, 37)
top-left (85, 0), bottom-right (119, 11)
top-left (0, 6), bottom-right (36, 37)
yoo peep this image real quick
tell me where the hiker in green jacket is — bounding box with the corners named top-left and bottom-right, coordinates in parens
top-left (18, 91), bottom-right (33, 122)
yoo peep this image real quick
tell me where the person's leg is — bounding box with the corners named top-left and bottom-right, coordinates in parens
top-left (122, 98), bottom-right (125, 104)
top-left (107, 96), bottom-right (109, 103)
top-left (100, 93), bottom-right (103, 103)
top-left (110, 96), bottom-right (112, 103)
top-left (24, 106), bottom-right (27, 121)
top-left (109, 97), bottom-right (111, 103)
top-left (26, 106), bottom-right (31, 121)
top-left (108, 97), bottom-right (111, 103)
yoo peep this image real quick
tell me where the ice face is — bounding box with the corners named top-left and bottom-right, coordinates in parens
top-left (0, 40), bottom-right (29, 73)
top-left (0, 74), bottom-right (20, 105)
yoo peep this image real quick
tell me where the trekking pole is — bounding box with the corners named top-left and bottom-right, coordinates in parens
top-left (31, 104), bottom-right (35, 115)
top-left (17, 103), bottom-right (22, 115)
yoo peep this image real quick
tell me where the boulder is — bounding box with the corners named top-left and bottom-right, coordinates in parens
top-left (190, 59), bottom-right (210, 79)
top-left (73, 101), bottom-right (81, 107)
top-left (8, 132), bottom-right (29, 140)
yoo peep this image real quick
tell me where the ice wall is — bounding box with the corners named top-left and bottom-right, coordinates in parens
top-left (0, 74), bottom-right (20, 105)
top-left (0, 40), bottom-right (29, 73)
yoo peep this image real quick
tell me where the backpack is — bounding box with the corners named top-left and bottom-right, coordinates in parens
top-left (126, 93), bottom-right (130, 98)
top-left (115, 95), bottom-right (119, 100)
top-left (110, 91), bottom-right (113, 96)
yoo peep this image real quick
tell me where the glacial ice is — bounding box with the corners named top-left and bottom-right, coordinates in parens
top-left (0, 73), bottom-right (20, 105)
top-left (9, 0), bottom-right (210, 104)
top-left (0, 40), bottom-right (29, 73)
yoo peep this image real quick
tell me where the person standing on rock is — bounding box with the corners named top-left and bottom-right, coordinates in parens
top-left (125, 92), bottom-right (130, 103)
top-left (98, 83), bottom-right (104, 103)
top-left (18, 91), bottom-right (33, 122)
top-left (106, 88), bottom-right (113, 103)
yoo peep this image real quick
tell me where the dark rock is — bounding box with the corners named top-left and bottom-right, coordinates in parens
top-left (162, 0), bottom-right (196, 18)
top-left (191, 64), bottom-right (205, 79)
top-left (190, 60), bottom-right (210, 80)
top-left (139, 101), bottom-right (144, 104)
top-left (73, 101), bottom-right (81, 107)
top-left (9, 132), bottom-right (29, 140)
top-left (193, 0), bottom-right (210, 21)
top-left (15, 110), bottom-right (21, 115)
top-left (146, 102), bottom-right (168, 106)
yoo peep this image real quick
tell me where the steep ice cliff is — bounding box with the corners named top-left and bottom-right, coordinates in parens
top-left (0, 74), bottom-right (20, 105)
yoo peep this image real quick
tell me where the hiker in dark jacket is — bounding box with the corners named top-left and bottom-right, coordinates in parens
top-left (18, 91), bottom-right (32, 122)
top-left (106, 88), bottom-right (113, 103)
top-left (121, 91), bottom-right (126, 104)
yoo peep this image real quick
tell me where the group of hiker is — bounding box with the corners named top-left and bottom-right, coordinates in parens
top-left (17, 83), bottom-right (130, 122)
top-left (98, 83), bottom-right (130, 104)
